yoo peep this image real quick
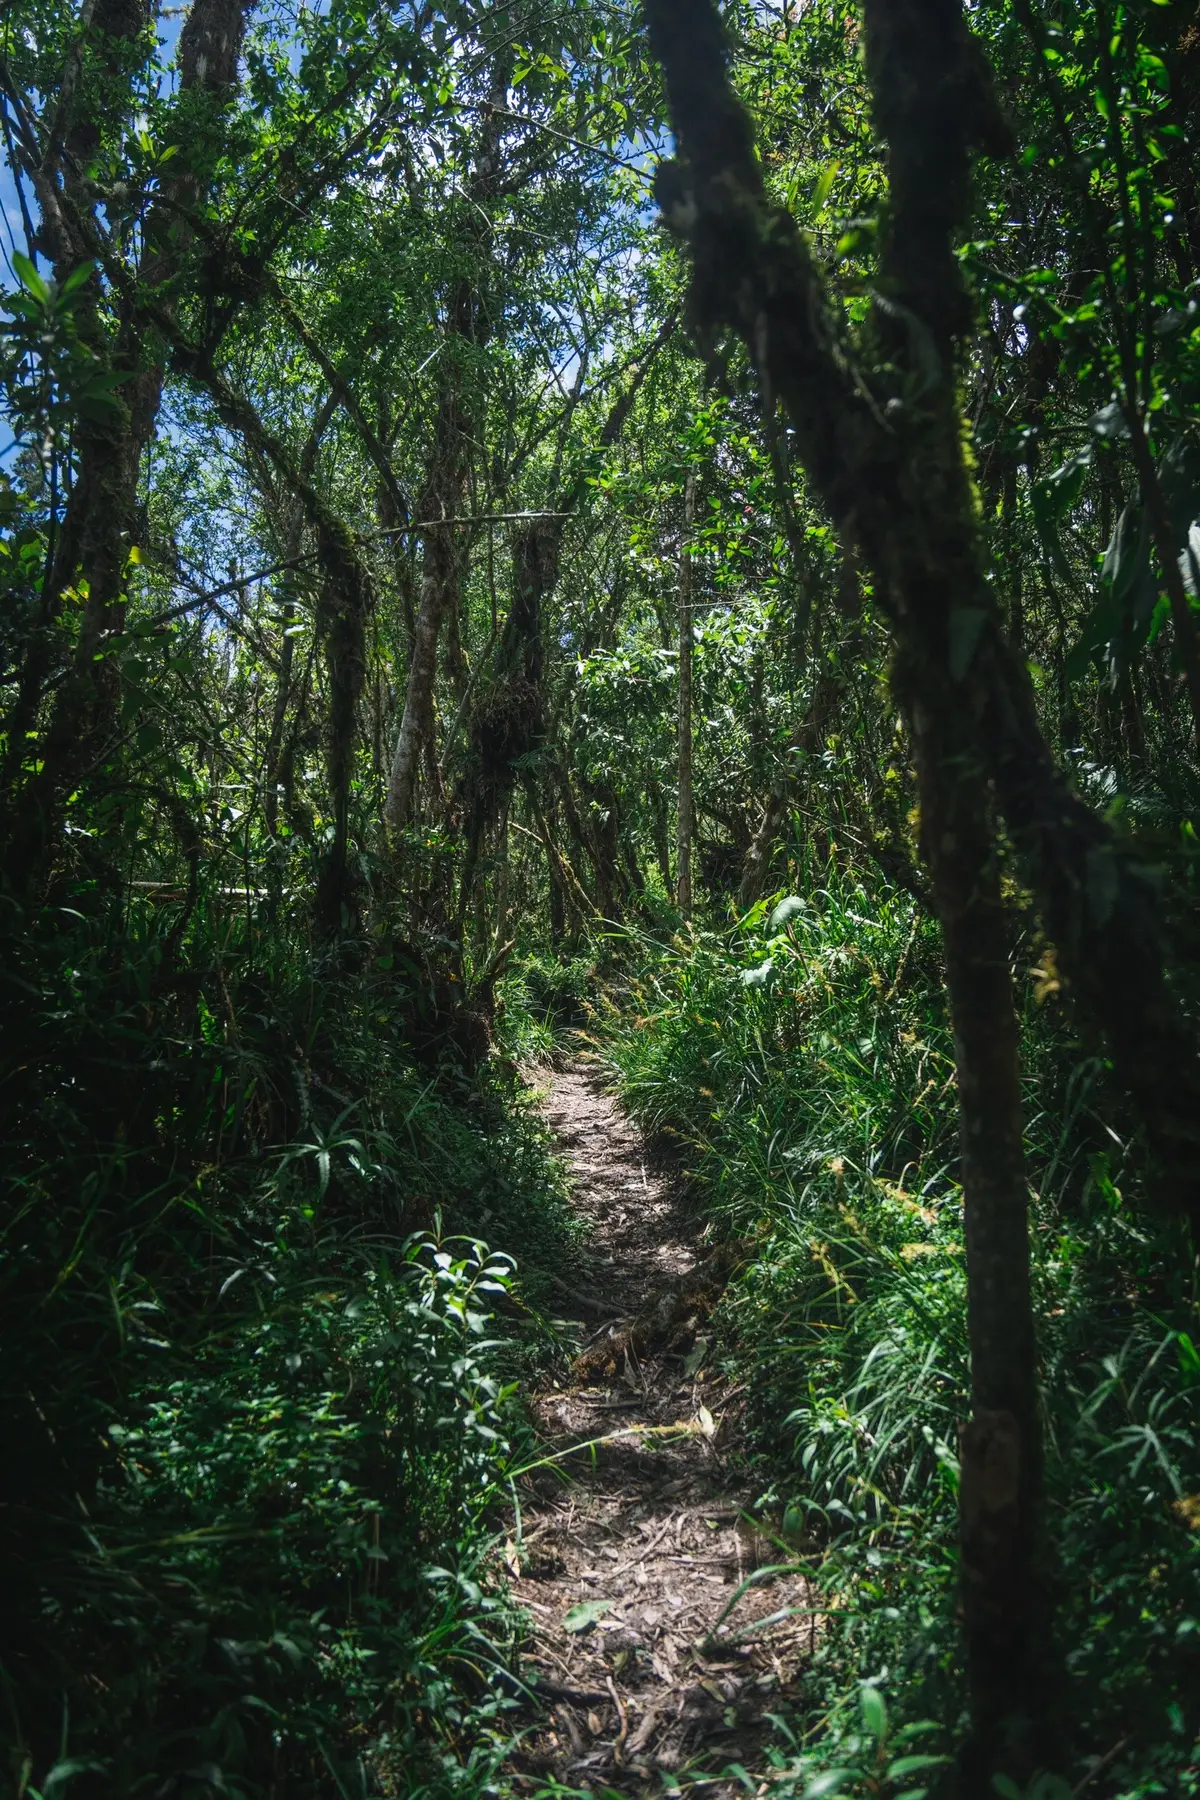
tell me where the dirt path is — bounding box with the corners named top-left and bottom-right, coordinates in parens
top-left (507, 1058), bottom-right (814, 1794)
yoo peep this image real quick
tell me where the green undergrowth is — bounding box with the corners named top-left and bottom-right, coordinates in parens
top-left (0, 892), bottom-right (577, 1799)
top-left (496, 950), bottom-right (605, 1065)
top-left (602, 867), bottom-right (1200, 1798)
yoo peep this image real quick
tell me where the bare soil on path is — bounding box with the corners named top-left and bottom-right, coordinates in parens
top-left (507, 1057), bottom-right (815, 1794)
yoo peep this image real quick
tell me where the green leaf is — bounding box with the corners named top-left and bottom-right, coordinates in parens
top-left (57, 260), bottom-right (97, 300)
top-left (801, 1772), bottom-right (859, 1799)
top-left (1100, 500), bottom-right (1157, 646)
top-left (563, 1598), bottom-right (613, 1633)
top-left (860, 1683), bottom-right (887, 1741)
top-left (740, 958), bottom-right (774, 988)
top-left (1030, 453), bottom-right (1090, 585)
top-left (11, 250), bottom-right (50, 304)
top-left (812, 158), bottom-right (840, 210)
top-left (1064, 597), bottom-right (1117, 680)
top-left (1090, 399), bottom-right (1129, 440)
top-left (888, 1754), bottom-right (951, 1777)
top-left (42, 1761), bottom-right (109, 1795)
top-left (768, 894), bottom-right (806, 933)
top-left (1046, 448), bottom-right (1093, 517)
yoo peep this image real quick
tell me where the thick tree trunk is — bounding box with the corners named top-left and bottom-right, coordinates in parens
top-left (676, 471), bottom-right (696, 919)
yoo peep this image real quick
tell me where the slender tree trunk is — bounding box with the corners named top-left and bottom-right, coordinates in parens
top-left (265, 398), bottom-right (336, 839)
top-left (385, 407), bottom-right (464, 834)
top-left (739, 664), bottom-right (841, 909)
top-left (906, 691), bottom-right (1046, 1784)
top-left (676, 470), bottom-right (696, 919)
top-left (265, 584), bottom-right (297, 840)
top-left (547, 820), bottom-right (566, 945)
top-left (647, 780), bottom-right (675, 904)
top-left (383, 58), bottom-right (510, 834)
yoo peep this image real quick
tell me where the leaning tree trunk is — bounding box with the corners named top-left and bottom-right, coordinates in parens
top-left (641, 0), bottom-right (1066, 1778)
top-left (639, 0), bottom-right (1200, 1221)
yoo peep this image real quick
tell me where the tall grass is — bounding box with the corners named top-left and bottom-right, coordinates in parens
top-left (604, 867), bottom-right (1200, 1794)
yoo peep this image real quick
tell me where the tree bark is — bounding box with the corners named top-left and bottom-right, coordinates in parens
top-left (906, 685), bottom-right (1047, 1783)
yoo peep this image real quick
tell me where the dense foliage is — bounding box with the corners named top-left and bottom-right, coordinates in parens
top-left (2, 0), bottom-right (1200, 1791)
top-left (607, 867), bottom-right (1200, 1797)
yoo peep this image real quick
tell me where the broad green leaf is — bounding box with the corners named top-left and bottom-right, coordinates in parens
top-left (563, 1598), bottom-right (613, 1633)
top-left (740, 958), bottom-right (774, 988)
top-left (768, 894), bottom-right (806, 933)
top-left (888, 1754), bottom-right (951, 1777)
top-left (801, 1772), bottom-right (859, 1799)
top-left (860, 1682), bottom-right (887, 1741)
top-left (11, 251), bottom-right (50, 304)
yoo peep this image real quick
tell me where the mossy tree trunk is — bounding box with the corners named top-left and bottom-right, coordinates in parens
top-left (640, 0), bottom-right (1084, 1775)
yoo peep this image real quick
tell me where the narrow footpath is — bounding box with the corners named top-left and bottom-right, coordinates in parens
top-left (508, 1058), bottom-right (815, 1793)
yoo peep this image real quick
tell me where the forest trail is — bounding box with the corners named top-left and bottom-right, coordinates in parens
top-left (507, 1058), bottom-right (815, 1794)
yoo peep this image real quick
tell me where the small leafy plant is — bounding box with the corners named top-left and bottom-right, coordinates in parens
top-left (758, 1685), bottom-right (949, 1799)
